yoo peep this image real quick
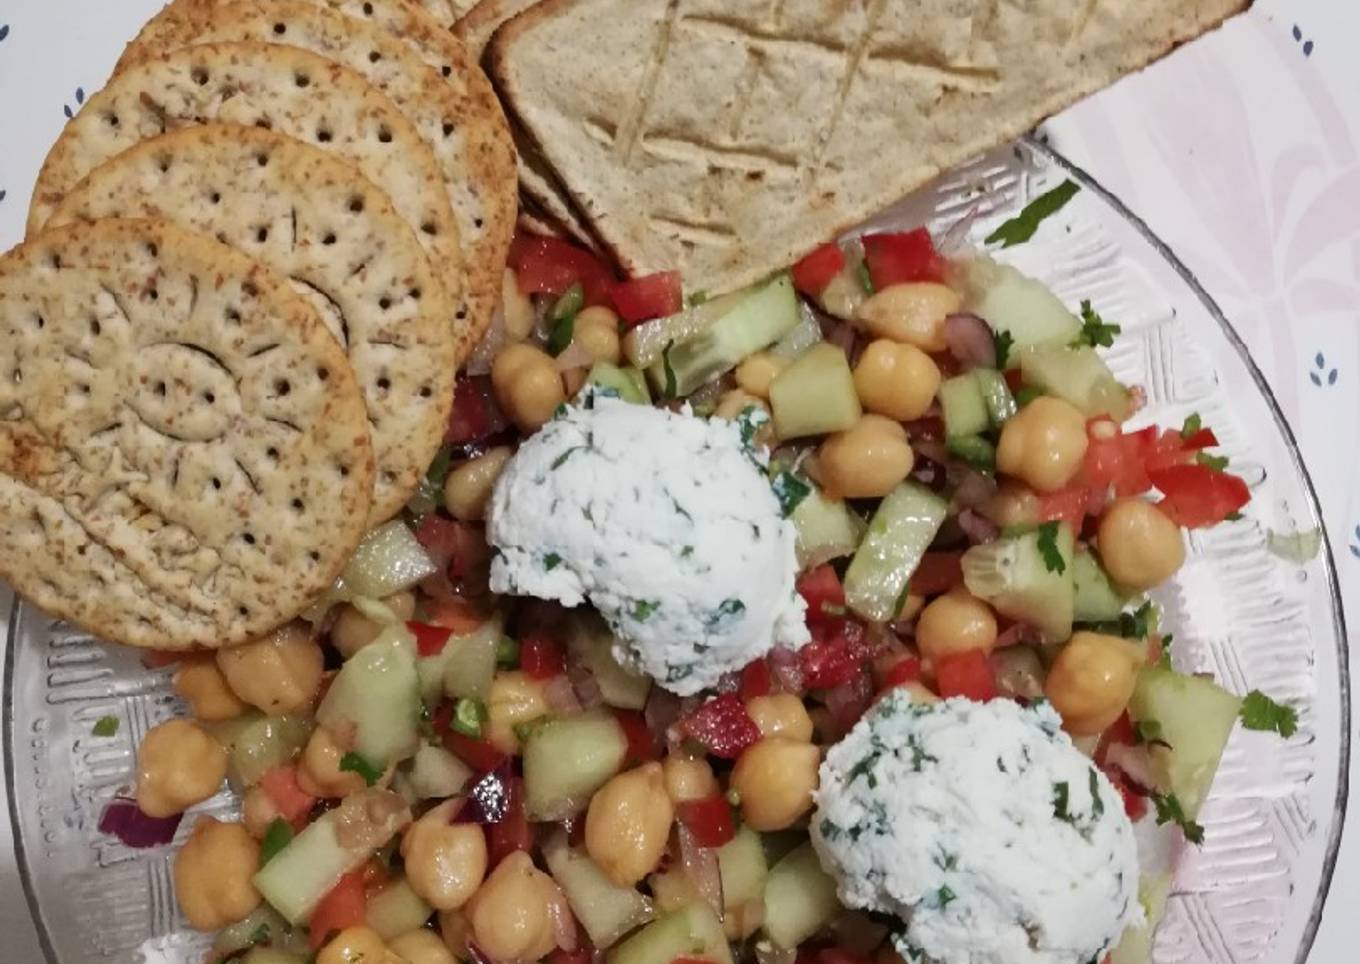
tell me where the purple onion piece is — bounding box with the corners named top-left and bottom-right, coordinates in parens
top-left (98, 799), bottom-right (182, 848)
top-left (457, 762), bottom-right (513, 824)
top-left (944, 312), bottom-right (997, 370)
top-left (957, 508), bottom-right (1000, 545)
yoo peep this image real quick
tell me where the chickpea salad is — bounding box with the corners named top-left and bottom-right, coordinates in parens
top-left (111, 186), bottom-right (1302, 964)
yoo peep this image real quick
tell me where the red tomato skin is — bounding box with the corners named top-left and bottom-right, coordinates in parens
top-left (486, 775), bottom-right (535, 866)
top-left (796, 565), bottom-right (846, 627)
top-left (861, 229), bottom-right (946, 289)
top-left (308, 872), bottom-right (367, 949)
top-left (934, 649), bottom-right (997, 701)
top-left (422, 597), bottom-right (486, 635)
top-left (739, 659), bottom-right (773, 702)
top-left (508, 232), bottom-right (615, 305)
top-left (521, 632), bottom-right (567, 680)
top-left (676, 795), bottom-right (736, 848)
top-left (1038, 486), bottom-right (1090, 533)
top-left (614, 709), bottom-right (660, 765)
top-left (610, 271), bottom-right (682, 325)
top-left (791, 242), bottom-right (847, 295)
top-left (1148, 463), bottom-right (1250, 528)
top-left (799, 619), bottom-right (870, 690)
top-left (446, 375), bottom-right (508, 445)
top-left (259, 765), bottom-right (316, 825)
top-left (407, 621), bottom-right (454, 657)
top-left (678, 693), bottom-right (761, 759)
top-left (881, 657), bottom-right (923, 689)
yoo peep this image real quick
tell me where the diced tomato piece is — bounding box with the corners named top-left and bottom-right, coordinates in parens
top-left (435, 704), bottom-right (509, 772)
top-left (1038, 486), bottom-right (1091, 533)
top-left (678, 693), bottom-right (761, 759)
top-left (486, 775), bottom-right (534, 866)
top-left (520, 632), bottom-right (567, 680)
top-left (614, 709), bottom-right (660, 765)
top-left (259, 765), bottom-right (316, 825)
top-left (934, 649), bottom-right (997, 701)
top-left (1093, 712), bottom-right (1135, 767)
top-left (610, 271), bottom-right (682, 326)
top-left (791, 242), bottom-right (847, 295)
top-left (1181, 427), bottom-right (1219, 449)
top-left (547, 949), bottom-right (594, 964)
top-left (422, 597), bottom-right (487, 635)
top-left (797, 564), bottom-right (846, 627)
top-left (908, 551), bottom-right (963, 596)
top-left (861, 228), bottom-right (947, 289)
top-left (508, 232), bottom-right (615, 305)
top-left (880, 657), bottom-right (922, 690)
top-left (1081, 421), bottom-right (1152, 497)
top-left (799, 618), bottom-right (871, 690)
top-left (1103, 767), bottom-right (1149, 821)
top-left (407, 620), bottom-right (455, 657)
top-left (739, 658), bottom-right (773, 702)
top-left (414, 517), bottom-right (489, 585)
top-left (445, 375), bottom-right (509, 445)
top-left (677, 795), bottom-right (736, 848)
top-left (1149, 463), bottom-right (1250, 528)
top-left (308, 872), bottom-right (366, 949)
top-left (1141, 429), bottom-right (1198, 474)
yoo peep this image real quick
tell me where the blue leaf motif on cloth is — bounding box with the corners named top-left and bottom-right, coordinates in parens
top-left (0, 24), bottom-right (10, 43)
top-left (1309, 352), bottom-right (1337, 387)
top-left (1292, 25), bottom-right (1315, 57)
top-left (1351, 526), bottom-right (1360, 560)
top-left (0, 190), bottom-right (7, 204)
top-left (63, 86), bottom-right (86, 120)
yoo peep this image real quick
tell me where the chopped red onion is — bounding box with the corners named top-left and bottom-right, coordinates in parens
top-left (1104, 743), bottom-right (1159, 795)
top-left (544, 675), bottom-right (583, 715)
top-left (944, 313), bottom-right (997, 369)
top-left (454, 763), bottom-right (513, 824)
top-left (566, 663), bottom-right (604, 709)
top-left (994, 622), bottom-right (1041, 649)
top-left (643, 687), bottom-right (684, 747)
top-left (677, 824), bottom-right (724, 916)
top-left (98, 799), bottom-right (182, 848)
top-left (953, 470), bottom-right (998, 511)
top-left (767, 646), bottom-right (805, 695)
top-left (957, 508), bottom-right (1000, 545)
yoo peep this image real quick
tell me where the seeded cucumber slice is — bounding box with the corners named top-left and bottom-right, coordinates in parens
top-left (791, 483), bottom-right (865, 569)
top-left (1073, 547), bottom-right (1130, 622)
top-left (940, 373), bottom-right (990, 438)
top-left (607, 903), bottom-right (732, 964)
top-left (961, 256), bottom-right (1081, 359)
top-left (522, 710), bottom-right (628, 821)
top-left (316, 624), bottom-right (420, 767)
top-left (762, 843), bottom-right (841, 949)
top-left (769, 342), bottom-right (862, 439)
top-left (962, 523), bottom-right (1075, 641)
top-left (843, 481), bottom-right (948, 622)
top-left (1019, 344), bottom-right (1131, 420)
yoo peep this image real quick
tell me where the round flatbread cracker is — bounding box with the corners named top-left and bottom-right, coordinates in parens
top-left (0, 218), bottom-right (375, 650)
top-left (120, 0), bottom-right (517, 358)
top-left (48, 126), bottom-right (457, 524)
top-left (28, 41), bottom-right (462, 321)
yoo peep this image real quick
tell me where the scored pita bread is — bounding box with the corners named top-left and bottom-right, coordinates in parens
top-left (490, 0), bottom-right (1250, 293)
top-left (0, 218), bottom-right (375, 649)
top-left (49, 126), bottom-right (457, 525)
top-left (119, 1), bottom-right (516, 358)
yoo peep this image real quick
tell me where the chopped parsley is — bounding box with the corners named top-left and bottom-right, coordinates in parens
top-left (260, 817), bottom-right (293, 865)
top-left (1051, 780), bottom-right (1072, 822)
top-left (856, 259), bottom-right (874, 294)
top-left (735, 405), bottom-right (770, 450)
top-left (1150, 791), bottom-right (1204, 845)
top-left (935, 884), bottom-right (957, 910)
top-left (660, 342), bottom-right (679, 400)
top-left (92, 716), bottom-right (119, 737)
top-left (906, 734), bottom-right (938, 772)
top-left (451, 697), bottom-right (488, 738)
top-left (687, 289), bottom-right (709, 307)
top-left (1088, 768), bottom-right (1105, 820)
top-left (338, 752), bottom-right (382, 787)
top-left (543, 552), bottom-right (563, 571)
top-left (993, 329), bottom-right (1014, 369)
top-left (550, 445), bottom-right (586, 470)
top-left (1036, 521), bottom-right (1066, 574)
top-left (495, 636), bottom-right (520, 668)
top-left (1239, 690), bottom-right (1299, 738)
top-left (248, 922), bottom-right (272, 947)
top-left (1180, 413), bottom-right (1202, 439)
top-left (707, 598), bottom-right (746, 628)
top-left (550, 282), bottom-right (584, 323)
top-left (1074, 300), bottom-right (1121, 348)
top-left (631, 599), bottom-right (660, 621)
top-left (985, 179), bottom-right (1080, 248)
top-left (771, 469), bottom-right (811, 517)
top-left (546, 314), bottom-right (576, 357)
top-left (1196, 451), bottom-right (1229, 472)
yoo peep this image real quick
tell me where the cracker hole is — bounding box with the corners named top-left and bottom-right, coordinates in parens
top-left (243, 282), bottom-right (258, 298)
top-left (378, 296), bottom-right (392, 310)
top-left (146, 242), bottom-right (158, 257)
top-left (255, 118), bottom-right (272, 131)
top-left (349, 197), bottom-right (364, 214)
top-left (474, 217), bottom-right (484, 229)
top-left (456, 307), bottom-right (467, 321)
top-left (211, 477), bottom-right (222, 491)
top-left (419, 385), bottom-right (432, 398)
top-left (377, 376), bottom-right (391, 391)
top-left (338, 462), bottom-right (350, 477)
top-left (191, 67), bottom-right (209, 85)
top-left (238, 606), bottom-right (249, 617)
top-left (243, 532), bottom-right (256, 545)
top-left (295, 72), bottom-right (310, 89)
top-left (422, 222), bottom-right (436, 236)
top-left (272, 22), bottom-right (286, 35)
top-left (275, 379), bottom-right (291, 396)
top-left (147, 288), bottom-right (159, 302)
top-left (49, 254), bottom-right (62, 270)
top-left (256, 227), bottom-right (269, 243)
top-left (442, 122), bottom-right (454, 137)
top-left (309, 550), bottom-right (321, 563)
top-left (292, 498), bottom-right (304, 513)
top-left (157, 156), bottom-right (171, 174)
top-left (322, 232), bottom-right (336, 245)
top-left (203, 391), bottom-right (215, 403)
top-left (368, 50), bottom-right (381, 64)
top-left (362, 2), bottom-right (374, 14)
top-left (33, 315), bottom-right (45, 330)
top-left (317, 366), bottom-right (330, 381)
top-left (210, 191), bottom-right (221, 204)
top-left (317, 128), bottom-right (332, 143)
top-left (89, 319), bottom-right (101, 336)
top-left (380, 470), bottom-right (395, 484)
top-left (441, 65), bottom-right (452, 78)
top-left (409, 287), bottom-right (421, 301)
top-left (226, 308), bottom-right (241, 324)
top-left (154, 381), bottom-right (166, 397)
top-left (267, 447), bottom-right (280, 462)
top-left (257, 153), bottom-right (269, 167)
top-left (77, 383), bottom-right (90, 395)
top-left (105, 112), bottom-right (119, 128)
top-left (377, 126), bottom-right (392, 144)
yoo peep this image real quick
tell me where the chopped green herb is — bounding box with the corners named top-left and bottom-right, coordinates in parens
top-left (260, 817), bottom-right (293, 865)
top-left (1266, 527), bottom-right (1322, 564)
top-left (543, 552), bottom-right (563, 571)
top-left (679, 545), bottom-right (694, 558)
top-left (1240, 690), bottom-right (1299, 738)
top-left (935, 885), bottom-right (957, 909)
top-left (1036, 521), bottom-right (1066, 574)
top-left (1180, 413), bottom-right (1202, 439)
top-left (1225, 510), bottom-right (1244, 521)
top-left (661, 341), bottom-right (678, 400)
top-left (946, 434), bottom-right (996, 473)
top-left (1097, 599), bottom-right (1159, 641)
top-left (993, 329), bottom-right (1014, 369)
top-left (550, 445), bottom-right (585, 470)
top-left (1052, 781), bottom-right (1072, 822)
top-left (550, 282), bottom-right (584, 323)
top-left (339, 752), bottom-right (382, 787)
top-left (513, 718), bottom-right (546, 744)
top-left (248, 921), bottom-right (272, 946)
top-left (631, 599), bottom-right (660, 621)
top-left (92, 716), bottom-right (119, 737)
top-left (1196, 451), bottom-right (1229, 472)
top-left (771, 469), bottom-right (812, 517)
top-left (1133, 720), bottom-right (1165, 745)
top-left (985, 179), bottom-right (1080, 248)
top-left (735, 405), bottom-right (771, 450)
top-left (1088, 768), bottom-right (1104, 820)
top-left (687, 289), bottom-right (710, 307)
top-left (1074, 300), bottom-right (1121, 349)
top-left (1013, 385), bottom-right (1043, 407)
top-left (546, 314), bottom-right (576, 357)
top-left (496, 637), bottom-right (520, 668)
top-left (451, 697), bottom-right (488, 738)
top-left (1150, 791), bottom-right (1204, 845)
top-left (856, 260), bottom-right (874, 294)
top-left (709, 598), bottom-right (746, 626)
top-left (553, 402), bottom-right (569, 419)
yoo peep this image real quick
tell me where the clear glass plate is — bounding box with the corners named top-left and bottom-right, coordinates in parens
top-left (3, 138), bottom-right (1349, 963)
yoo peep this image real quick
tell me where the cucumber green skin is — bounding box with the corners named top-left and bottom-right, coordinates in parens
top-left (545, 836), bottom-right (655, 948)
top-left (962, 523), bottom-right (1075, 641)
top-left (1072, 548), bottom-right (1130, 622)
top-left (1019, 345), bottom-right (1131, 420)
top-left (442, 618), bottom-right (501, 702)
top-left (940, 373), bottom-right (990, 437)
top-left (365, 878), bottom-right (432, 940)
top-left (791, 484), bottom-right (866, 569)
top-left (523, 710), bottom-right (629, 821)
top-left (844, 481), bottom-right (948, 622)
top-left (973, 368), bottom-right (1017, 424)
top-left (607, 904), bottom-right (732, 964)
top-left (945, 434), bottom-right (996, 471)
top-left (769, 342), bottom-right (862, 439)
top-left (718, 826), bottom-right (769, 909)
top-left (1128, 666), bottom-right (1242, 820)
top-left (316, 625), bottom-right (421, 767)
top-left (584, 361), bottom-right (651, 404)
top-left (762, 843), bottom-right (841, 950)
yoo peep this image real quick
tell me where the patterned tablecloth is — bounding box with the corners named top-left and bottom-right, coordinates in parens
top-left (1, 0), bottom-right (1358, 959)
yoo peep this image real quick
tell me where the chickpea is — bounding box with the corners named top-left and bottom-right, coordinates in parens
top-left (173, 816), bottom-right (261, 930)
top-left (136, 719), bottom-right (228, 818)
top-left (816, 414), bottom-right (914, 499)
top-left (331, 592), bottom-right (417, 659)
top-left (572, 306), bottom-right (622, 365)
top-left (730, 737), bottom-right (820, 831)
top-left (648, 868), bottom-right (703, 912)
top-left (746, 693), bottom-right (814, 742)
top-left (298, 725), bottom-right (390, 798)
top-left (390, 928), bottom-right (457, 964)
top-left (1097, 498), bottom-right (1186, 591)
top-left (714, 389), bottom-right (770, 422)
top-left (443, 447), bottom-right (513, 522)
top-left (995, 396), bottom-right (1088, 493)
top-left (241, 784), bottom-right (282, 840)
top-left (734, 352), bottom-right (788, 400)
top-left (216, 621), bottom-right (323, 714)
top-left (982, 480), bottom-right (1040, 529)
top-left (501, 268), bottom-right (535, 341)
top-left (484, 671), bottom-right (549, 754)
top-left (661, 751), bottom-right (719, 804)
top-left (318, 926), bottom-right (397, 964)
top-left (173, 656), bottom-right (247, 722)
top-left (852, 339), bottom-right (941, 422)
top-left (915, 588), bottom-right (998, 661)
top-left (491, 343), bottom-right (566, 433)
top-left (401, 801), bottom-right (488, 911)
top-left (853, 282), bottom-right (961, 352)
top-left (585, 762), bottom-right (674, 886)
top-left (465, 852), bottom-right (561, 962)
top-left (1044, 631), bottom-right (1144, 736)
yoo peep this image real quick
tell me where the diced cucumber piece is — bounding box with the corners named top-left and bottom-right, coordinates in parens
top-left (962, 523), bottom-right (1075, 641)
top-left (768, 342), bottom-right (862, 440)
top-left (718, 826), bottom-right (768, 910)
top-left (791, 484), bottom-right (866, 569)
top-left (973, 368), bottom-right (1017, 424)
top-left (961, 257), bottom-right (1081, 359)
top-left (1109, 872), bottom-right (1172, 964)
top-left (342, 520), bottom-right (438, 600)
top-left (366, 878), bottom-right (432, 940)
top-left (608, 903), bottom-right (732, 964)
top-left (946, 434), bottom-right (996, 472)
top-left (567, 612), bottom-right (652, 710)
top-left (210, 713), bottom-right (314, 789)
top-left (1128, 666), bottom-right (1243, 820)
top-left (762, 843), bottom-right (841, 950)
top-left (544, 831), bottom-right (655, 948)
top-left (253, 790), bottom-right (409, 924)
top-left (583, 361), bottom-right (651, 404)
top-left (814, 253), bottom-right (869, 320)
top-left (317, 624), bottom-right (420, 767)
top-left (1073, 548), bottom-right (1130, 622)
top-left (940, 373), bottom-right (989, 437)
top-left (843, 481), bottom-right (948, 622)
top-left (242, 950), bottom-right (308, 964)
top-left (647, 274), bottom-right (799, 396)
top-left (1018, 344), bottom-right (1131, 420)
top-left (409, 742), bottom-right (473, 799)
top-left (442, 616), bottom-right (502, 702)
top-left (212, 905), bottom-right (297, 958)
top-left (625, 289), bottom-right (747, 370)
top-left (523, 710), bottom-right (628, 821)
